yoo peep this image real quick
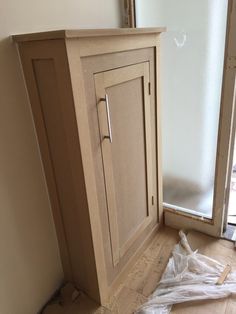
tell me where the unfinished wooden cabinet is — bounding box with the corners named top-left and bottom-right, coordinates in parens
top-left (13, 28), bottom-right (165, 304)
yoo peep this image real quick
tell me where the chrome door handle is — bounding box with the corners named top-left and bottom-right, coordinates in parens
top-left (100, 94), bottom-right (113, 143)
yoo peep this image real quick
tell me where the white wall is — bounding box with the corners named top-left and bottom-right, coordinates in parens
top-left (136, 0), bottom-right (227, 192)
top-left (0, 1), bottom-right (121, 314)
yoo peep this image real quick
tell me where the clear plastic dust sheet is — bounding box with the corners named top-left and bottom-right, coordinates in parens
top-left (136, 231), bottom-right (236, 314)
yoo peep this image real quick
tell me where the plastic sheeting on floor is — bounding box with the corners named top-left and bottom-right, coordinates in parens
top-left (136, 231), bottom-right (236, 314)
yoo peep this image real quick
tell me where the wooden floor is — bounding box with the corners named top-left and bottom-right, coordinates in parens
top-left (171, 230), bottom-right (236, 314)
top-left (43, 227), bottom-right (236, 314)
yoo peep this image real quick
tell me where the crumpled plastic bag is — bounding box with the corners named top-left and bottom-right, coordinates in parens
top-left (136, 231), bottom-right (236, 314)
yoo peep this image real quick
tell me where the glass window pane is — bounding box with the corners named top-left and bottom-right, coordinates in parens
top-left (136, 0), bottom-right (228, 218)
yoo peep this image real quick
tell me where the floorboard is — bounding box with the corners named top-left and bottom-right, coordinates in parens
top-left (172, 230), bottom-right (236, 314)
top-left (43, 227), bottom-right (236, 314)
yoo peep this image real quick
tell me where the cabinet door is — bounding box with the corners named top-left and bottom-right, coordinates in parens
top-left (94, 62), bottom-right (154, 266)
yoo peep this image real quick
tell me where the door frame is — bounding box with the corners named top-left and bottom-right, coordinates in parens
top-left (223, 71), bottom-right (236, 230)
top-left (222, 0), bottom-right (236, 229)
top-left (164, 0), bottom-right (236, 237)
top-left (133, 0), bottom-right (236, 237)
top-left (123, 0), bottom-right (136, 28)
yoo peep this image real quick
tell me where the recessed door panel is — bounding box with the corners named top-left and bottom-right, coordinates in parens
top-left (94, 62), bottom-right (154, 266)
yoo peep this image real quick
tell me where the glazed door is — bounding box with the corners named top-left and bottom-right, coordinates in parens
top-left (135, 0), bottom-right (236, 237)
top-left (94, 62), bottom-right (155, 266)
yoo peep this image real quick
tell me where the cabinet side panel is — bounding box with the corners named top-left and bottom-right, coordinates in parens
top-left (18, 41), bottom-right (100, 301)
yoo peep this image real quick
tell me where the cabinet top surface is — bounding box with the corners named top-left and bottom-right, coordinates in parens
top-left (12, 27), bottom-right (166, 43)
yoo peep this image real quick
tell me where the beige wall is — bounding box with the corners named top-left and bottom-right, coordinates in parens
top-left (0, 1), bottom-right (122, 314)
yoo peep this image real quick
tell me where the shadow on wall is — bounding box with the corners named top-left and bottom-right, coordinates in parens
top-left (0, 36), bottom-right (63, 314)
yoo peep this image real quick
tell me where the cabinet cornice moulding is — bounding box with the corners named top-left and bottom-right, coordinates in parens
top-left (12, 27), bottom-right (166, 43)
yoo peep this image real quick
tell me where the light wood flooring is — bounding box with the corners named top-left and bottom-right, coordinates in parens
top-left (172, 230), bottom-right (236, 313)
top-left (43, 227), bottom-right (236, 314)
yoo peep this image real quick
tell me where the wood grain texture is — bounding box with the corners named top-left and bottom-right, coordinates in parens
top-left (172, 230), bottom-right (236, 314)
top-left (172, 298), bottom-right (228, 314)
top-left (94, 62), bottom-right (154, 266)
top-left (65, 33), bottom-right (163, 304)
top-left (18, 39), bottom-right (103, 301)
top-left (79, 47), bottom-right (161, 293)
top-left (43, 227), bottom-right (236, 313)
top-left (43, 292), bottom-right (112, 314)
top-left (125, 227), bottom-right (179, 297)
top-left (15, 28), bottom-right (163, 304)
top-left (216, 264), bottom-right (231, 285)
top-left (228, 0), bottom-right (236, 56)
top-left (123, 0), bottom-right (136, 28)
top-left (12, 27), bottom-right (166, 42)
top-left (222, 0), bottom-right (236, 228)
top-left (43, 227), bottom-right (178, 314)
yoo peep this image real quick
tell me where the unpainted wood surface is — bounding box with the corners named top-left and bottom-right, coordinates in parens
top-left (81, 47), bottom-right (160, 290)
top-left (44, 227), bottom-right (236, 314)
top-left (43, 227), bottom-right (179, 314)
top-left (172, 230), bottom-right (236, 313)
top-left (223, 0), bottom-right (236, 228)
top-left (228, 0), bottom-right (236, 56)
top-left (95, 62), bottom-right (154, 268)
top-left (12, 27), bottom-right (166, 42)
top-left (16, 29), bottom-right (163, 304)
top-left (123, 0), bottom-right (136, 28)
top-left (18, 39), bottom-right (102, 301)
top-left (65, 33), bottom-right (163, 304)
top-left (107, 76), bottom-right (150, 254)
